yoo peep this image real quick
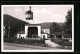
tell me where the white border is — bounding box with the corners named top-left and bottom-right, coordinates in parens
top-left (1, 5), bottom-right (74, 52)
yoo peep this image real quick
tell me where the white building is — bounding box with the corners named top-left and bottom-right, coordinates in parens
top-left (17, 6), bottom-right (48, 39)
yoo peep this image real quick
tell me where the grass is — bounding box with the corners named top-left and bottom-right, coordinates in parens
top-left (51, 38), bottom-right (72, 49)
top-left (4, 37), bottom-right (72, 49)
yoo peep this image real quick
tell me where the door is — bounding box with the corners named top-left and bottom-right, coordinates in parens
top-left (28, 27), bottom-right (38, 38)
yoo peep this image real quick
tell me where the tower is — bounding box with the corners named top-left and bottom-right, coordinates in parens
top-left (25, 6), bottom-right (34, 24)
top-left (17, 6), bottom-right (41, 39)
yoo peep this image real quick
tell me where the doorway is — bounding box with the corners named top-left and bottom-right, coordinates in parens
top-left (28, 27), bottom-right (38, 38)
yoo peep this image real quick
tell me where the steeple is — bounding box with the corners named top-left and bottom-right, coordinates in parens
top-left (29, 6), bottom-right (31, 11)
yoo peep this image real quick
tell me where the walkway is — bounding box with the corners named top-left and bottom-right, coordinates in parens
top-left (3, 42), bottom-right (66, 50)
top-left (45, 40), bottom-right (60, 48)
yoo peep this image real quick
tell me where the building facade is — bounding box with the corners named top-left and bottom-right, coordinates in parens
top-left (17, 6), bottom-right (48, 39)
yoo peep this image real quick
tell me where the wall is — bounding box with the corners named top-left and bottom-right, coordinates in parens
top-left (17, 34), bottom-right (26, 39)
top-left (25, 24), bottom-right (41, 37)
top-left (41, 34), bottom-right (48, 39)
top-left (42, 29), bottom-right (50, 34)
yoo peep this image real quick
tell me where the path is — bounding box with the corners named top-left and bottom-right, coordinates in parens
top-left (3, 42), bottom-right (66, 50)
top-left (45, 40), bottom-right (60, 48)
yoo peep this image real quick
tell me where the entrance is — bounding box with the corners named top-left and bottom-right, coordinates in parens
top-left (28, 27), bottom-right (38, 38)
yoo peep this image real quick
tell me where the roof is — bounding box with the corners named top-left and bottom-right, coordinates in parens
top-left (4, 14), bottom-right (29, 26)
top-left (4, 14), bottom-right (28, 22)
top-left (25, 24), bottom-right (41, 26)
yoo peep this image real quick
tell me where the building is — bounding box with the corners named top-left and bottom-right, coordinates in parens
top-left (17, 6), bottom-right (48, 39)
top-left (3, 6), bottom-right (71, 41)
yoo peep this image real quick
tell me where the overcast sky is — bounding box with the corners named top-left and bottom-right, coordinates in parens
top-left (2, 5), bottom-right (73, 23)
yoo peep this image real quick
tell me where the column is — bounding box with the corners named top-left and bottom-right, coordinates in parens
top-left (25, 25), bottom-right (28, 37)
top-left (37, 26), bottom-right (41, 37)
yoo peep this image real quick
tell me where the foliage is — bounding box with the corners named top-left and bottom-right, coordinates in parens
top-left (50, 22), bottom-right (62, 34)
top-left (4, 14), bottom-right (29, 38)
top-left (51, 38), bottom-right (72, 46)
top-left (4, 38), bottom-right (46, 47)
top-left (63, 8), bottom-right (72, 37)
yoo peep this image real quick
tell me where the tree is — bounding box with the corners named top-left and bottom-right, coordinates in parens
top-left (63, 8), bottom-right (72, 37)
top-left (4, 14), bottom-right (29, 38)
top-left (50, 22), bottom-right (61, 34)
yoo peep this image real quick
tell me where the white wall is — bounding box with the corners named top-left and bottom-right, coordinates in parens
top-left (37, 26), bottom-right (41, 37)
top-left (17, 34), bottom-right (26, 39)
top-left (42, 29), bottom-right (50, 34)
top-left (25, 25), bottom-right (41, 37)
top-left (25, 25), bottom-right (28, 37)
top-left (41, 34), bottom-right (47, 39)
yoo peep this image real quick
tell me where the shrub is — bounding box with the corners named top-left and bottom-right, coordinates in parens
top-left (51, 38), bottom-right (72, 46)
top-left (4, 38), bottom-right (45, 45)
top-left (51, 38), bottom-right (63, 45)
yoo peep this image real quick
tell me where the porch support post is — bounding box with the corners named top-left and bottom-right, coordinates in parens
top-left (37, 26), bottom-right (41, 37)
top-left (25, 25), bottom-right (28, 37)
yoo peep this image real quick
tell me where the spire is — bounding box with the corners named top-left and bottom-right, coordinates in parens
top-left (26, 6), bottom-right (33, 20)
top-left (29, 6), bottom-right (31, 11)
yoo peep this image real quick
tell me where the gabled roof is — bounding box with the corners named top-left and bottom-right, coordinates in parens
top-left (3, 14), bottom-right (29, 25)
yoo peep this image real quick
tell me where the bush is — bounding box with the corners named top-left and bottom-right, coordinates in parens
top-left (4, 38), bottom-right (45, 45)
top-left (63, 41), bottom-right (72, 46)
top-left (51, 38), bottom-right (72, 46)
top-left (51, 38), bottom-right (63, 45)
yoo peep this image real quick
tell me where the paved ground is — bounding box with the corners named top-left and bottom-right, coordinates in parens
top-left (4, 44), bottom-right (36, 50)
top-left (3, 42), bottom-right (69, 50)
top-left (45, 40), bottom-right (60, 47)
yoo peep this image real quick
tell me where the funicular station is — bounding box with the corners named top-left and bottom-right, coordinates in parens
top-left (3, 6), bottom-right (72, 49)
top-left (17, 6), bottom-right (47, 39)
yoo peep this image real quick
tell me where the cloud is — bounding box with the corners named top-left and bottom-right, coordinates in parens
top-left (33, 12), bottom-right (66, 23)
top-left (14, 8), bottom-right (21, 12)
top-left (33, 8), bottom-right (52, 15)
top-left (3, 5), bottom-right (72, 23)
top-left (41, 8), bottom-right (52, 14)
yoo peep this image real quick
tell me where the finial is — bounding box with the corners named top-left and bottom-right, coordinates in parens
top-left (29, 6), bottom-right (31, 11)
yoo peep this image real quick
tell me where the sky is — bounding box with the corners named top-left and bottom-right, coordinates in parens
top-left (2, 5), bottom-right (73, 23)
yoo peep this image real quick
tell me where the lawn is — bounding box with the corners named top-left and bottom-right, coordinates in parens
top-left (51, 38), bottom-right (72, 49)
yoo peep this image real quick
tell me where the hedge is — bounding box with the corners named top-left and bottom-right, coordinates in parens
top-left (51, 38), bottom-right (72, 46)
top-left (4, 37), bottom-right (46, 47)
